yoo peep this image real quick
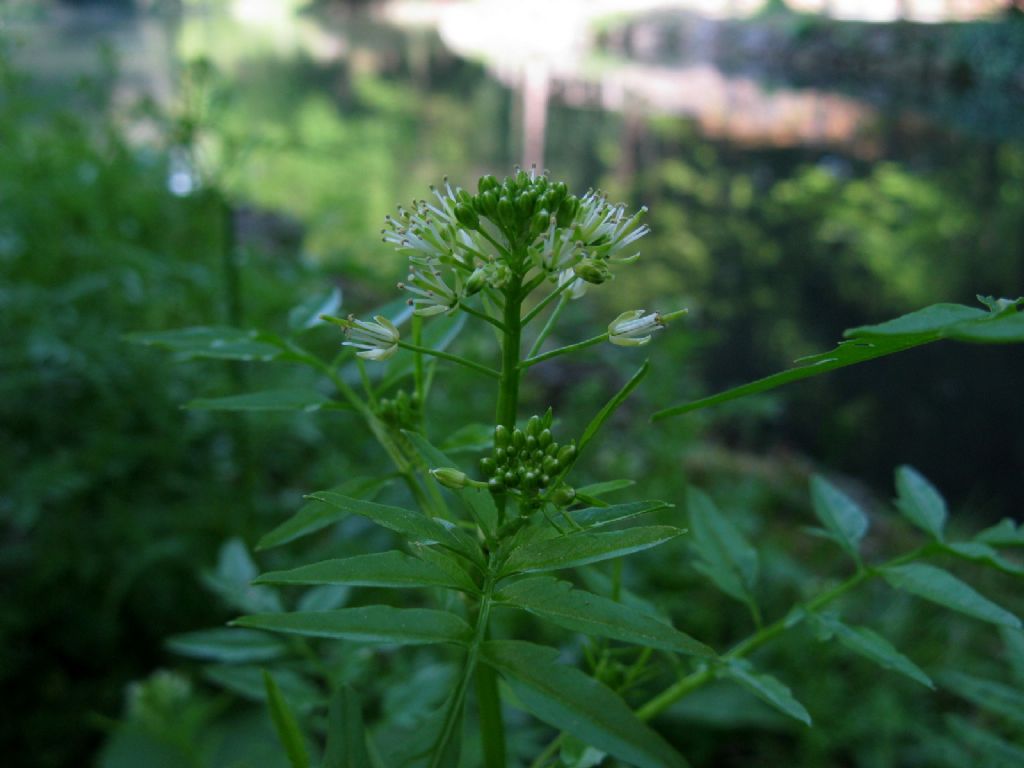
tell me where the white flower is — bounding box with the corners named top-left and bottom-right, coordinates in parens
top-left (399, 254), bottom-right (460, 317)
top-left (557, 268), bottom-right (587, 300)
top-left (607, 308), bottom-right (686, 347)
top-left (341, 315), bottom-right (400, 360)
top-left (575, 190), bottom-right (649, 263)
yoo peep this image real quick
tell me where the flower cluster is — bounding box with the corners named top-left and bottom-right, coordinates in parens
top-left (480, 411), bottom-right (576, 499)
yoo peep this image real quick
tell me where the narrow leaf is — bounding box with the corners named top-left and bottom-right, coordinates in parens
top-left (187, 389), bottom-right (331, 413)
top-left (497, 576), bottom-right (714, 658)
top-left (322, 686), bottom-right (371, 768)
top-left (482, 640), bottom-right (688, 768)
top-left (1001, 627), bottom-right (1024, 683)
top-left (570, 500), bottom-right (672, 530)
top-left (883, 563), bottom-right (1021, 628)
top-left (255, 551), bottom-right (478, 592)
top-left (947, 714), bottom-right (1024, 766)
top-left (166, 628), bottom-right (287, 663)
top-left (810, 476), bottom-right (868, 560)
top-left (809, 613), bottom-right (932, 688)
top-left (501, 526), bottom-right (682, 576)
top-left (944, 542), bottom-right (1024, 577)
top-left (263, 670), bottom-right (310, 768)
top-left (687, 488), bottom-right (758, 604)
top-left (575, 479), bottom-right (636, 498)
top-left (297, 585), bottom-right (350, 612)
top-left (578, 361), bottom-right (649, 454)
top-left (127, 326), bottom-right (284, 361)
top-left (720, 661), bottom-right (811, 726)
top-left (895, 466), bottom-right (947, 540)
top-left (233, 607), bottom-right (472, 645)
top-left (257, 477), bottom-right (391, 550)
top-left (939, 670), bottom-right (1024, 726)
top-left (975, 518), bottom-right (1024, 547)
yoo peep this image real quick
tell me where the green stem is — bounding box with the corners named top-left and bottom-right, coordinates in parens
top-left (523, 276), bottom-right (571, 326)
top-left (521, 332), bottom-right (608, 369)
top-left (496, 275), bottom-right (524, 430)
top-left (460, 300), bottom-right (506, 332)
top-left (396, 340), bottom-right (501, 379)
top-left (527, 293), bottom-right (570, 359)
top-left (477, 659), bottom-right (507, 768)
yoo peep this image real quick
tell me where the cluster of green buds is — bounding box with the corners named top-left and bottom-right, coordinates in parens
top-left (375, 389), bottom-right (420, 429)
top-left (480, 411), bottom-right (576, 502)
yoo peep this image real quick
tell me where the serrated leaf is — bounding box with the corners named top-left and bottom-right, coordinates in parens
top-left (501, 526), bottom-right (682, 576)
top-left (257, 477), bottom-right (391, 550)
top-left (289, 286), bottom-right (342, 332)
top-left (264, 670), bottom-right (310, 768)
top-left (127, 326), bottom-right (284, 361)
top-left (255, 551), bottom-right (477, 593)
top-left (187, 388), bottom-right (332, 413)
top-left (570, 500), bottom-right (672, 530)
top-left (939, 670), bottom-right (1024, 726)
top-left (497, 576), bottom-right (714, 658)
top-left (166, 628), bottom-right (287, 663)
top-left (895, 466), bottom-right (947, 540)
top-left (882, 563), bottom-right (1021, 628)
top-left (809, 613), bottom-right (932, 688)
top-left (481, 640), bottom-right (688, 768)
top-left (687, 488), bottom-right (758, 604)
top-left (653, 298), bottom-right (1024, 421)
top-left (720, 661), bottom-right (811, 726)
top-left (578, 362), bottom-right (649, 455)
top-left (233, 606), bottom-right (472, 645)
top-left (810, 476), bottom-right (868, 560)
top-left (944, 541), bottom-right (1024, 577)
top-left (975, 519), bottom-right (1024, 547)
top-left (322, 686), bottom-right (371, 768)
top-left (305, 492), bottom-right (481, 564)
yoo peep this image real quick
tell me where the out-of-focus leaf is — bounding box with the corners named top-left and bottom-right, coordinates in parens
top-left (944, 541), bottom-right (1024, 577)
top-left (255, 551), bottom-right (478, 593)
top-left (481, 640), bottom-right (688, 768)
top-left (719, 660), bottom-right (811, 726)
top-left (297, 584), bottom-right (351, 613)
top-left (257, 477), bottom-right (392, 550)
top-left (809, 476), bottom-right (868, 561)
top-left (289, 286), bottom-right (342, 332)
top-left (653, 298), bottom-right (1024, 420)
top-left (203, 665), bottom-right (321, 711)
top-left (687, 488), bottom-right (758, 605)
top-left (322, 686), bottom-right (372, 768)
top-left (187, 388), bottom-right (332, 413)
top-left (497, 576), bottom-right (714, 657)
top-left (939, 670), bottom-right (1024, 726)
top-left (501, 526), bottom-right (682, 576)
top-left (895, 466), bottom-right (947, 540)
top-left (946, 714), bottom-right (1024, 766)
top-left (883, 563), bottom-right (1021, 627)
top-left (203, 538), bottom-right (283, 614)
top-left (809, 613), bottom-right (932, 688)
top-left (127, 326), bottom-right (285, 361)
top-left (166, 628), bottom-right (287, 664)
top-left (975, 519), bottom-right (1024, 547)
top-left (1002, 627), bottom-right (1024, 684)
top-left (233, 607), bottom-right (472, 645)
top-left (438, 423), bottom-right (493, 454)
top-left (263, 671), bottom-right (310, 768)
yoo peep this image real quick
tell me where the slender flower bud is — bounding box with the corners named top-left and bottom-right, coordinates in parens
top-left (431, 467), bottom-right (468, 490)
top-left (338, 314), bottom-right (400, 361)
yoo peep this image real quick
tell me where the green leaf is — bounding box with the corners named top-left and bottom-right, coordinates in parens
top-left (578, 361), bottom-right (649, 455)
top-left (1002, 627), bottom-right (1024, 684)
top-left (652, 298), bottom-right (1024, 421)
top-left (202, 665), bottom-right (321, 711)
top-left (939, 670), bottom-right (1024, 726)
top-left (719, 660), bottom-right (811, 726)
top-left (496, 576), bottom-right (714, 658)
top-left (943, 541), bottom-right (1024, 577)
top-left (895, 466), bottom-right (947, 540)
top-left (304, 492), bottom-right (480, 564)
top-left (289, 286), bottom-right (342, 333)
top-left (255, 551), bottom-right (478, 593)
top-left (166, 628), bottom-right (287, 663)
top-left (569, 500), bottom-right (672, 530)
top-left (809, 476), bottom-right (868, 560)
top-left (946, 714), bottom-right (1024, 766)
top-left (297, 585), bottom-right (351, 612)
top-left (882, 563), bottom-right (1021, 628)
top-left (808, 613), bottom-right (932, 688)
top-left (322, 686), bottom-right (372, 768)
top-left (202, 538), bottom-right (283, 613)
top-left (438, 422), bottom-right (493, 454)
top-left (187, 388), bottom-right (332, 413)
top-left (127, 326), bottom-right (285, 361)
top-left (687, 488), bottom-right (758, 604)
top-left (501, 526), bottom-right (682, 576)
top-left (481, 640), bottom-right (688, 768)
top-left (264, 670), bottom-right (310, 768)
top-left (575, 479), bottom-right (636, 498)
top-left (257, 477), bottom-right (391, 550)
top-left (975, 518), bottom-right (1024, 547)
top-left (233, 606), bottom-right (473, 645)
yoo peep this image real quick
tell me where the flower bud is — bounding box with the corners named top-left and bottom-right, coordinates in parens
top-left (551, 486), bottom-right (576, 507)
top-left (557, 444), bottom-right (576, 467)
top-left (478, 174), bottom-right (498, 194)
top-left (431, 467), bottom-right (467, 490)
top-left (573, 258), bottom-right (612, 285)
top-left (494, 424), bottom-right (509, 447)
top-left (526, 415), bottom-right (540, 436)
top-left (455, 203), bottom-right (479, 230)
top-left (480, 457), bottom-right (496, 476)
top-left (465, 267), bottom-right (488, 296)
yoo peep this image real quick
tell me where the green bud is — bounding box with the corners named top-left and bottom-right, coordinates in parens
top-left (551, 486), bottom-right (576, 507)
top-left (532, 449), bottom-right (543, 461)
top-left (455, 203), bottom-right (479, 230)
top-left (512, 429), bottom-right (525, 450)
top-left (526, 435), bottom-right (537, 450)
top-left (465, 267), bottom-right (487, 296)
top-left (495, 446), bottom-right (506, 462)
top-left (431, 467), bottom-right (467, 490)
top-left (557, 444), bottom-right (577, 466)
top-left (542, 456), bottom-right (558, 475)
top-left (488, 477), bottom-right (504, 492)
top-left (498, 196), bottom-right (515, 226)
top-left (495, 424), bottom-right (509, 447)
top-left (480, 190), bottom-right (498, 216)
top-left (540, 474), bottom-right (550, 486)
top-left (545, 443), bottom-right (559, 457)
top-left (538, 428), bottom-right (552, 448)
top-left (526, 414), bottom-right (540, 436)
top-left (480, 457), bottom-right (496, 476)
top-left (504, 471), bottom-right (517, 485)
top-left (556, 197), bottom-right (577, 228)
top-left (478, 174), bottom-right (498, 194)
top-left (573, 258), bottom-right (612, 285)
